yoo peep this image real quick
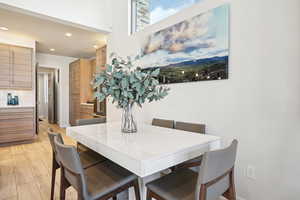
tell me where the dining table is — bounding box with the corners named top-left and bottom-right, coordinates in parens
top-left (66, 122), bottom-right (221, 200)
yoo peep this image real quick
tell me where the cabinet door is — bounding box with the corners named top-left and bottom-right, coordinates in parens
top-left (70, 61), bottom-right (80, 94)
top-left (10, 46), bottom-right (32, 89)
top-left (70, 94), bottom-right (80, 126)
top-left (0, 44), bottom-right (10, 88)
top-left (0, 108), bottom-right (35, 144)
top-left (69, 61), bottom-right (81, 126)
top-left (96, 46), bottom-right (107, 72)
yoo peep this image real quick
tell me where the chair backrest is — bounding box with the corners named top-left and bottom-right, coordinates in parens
top-left (196, 140), bottom-right (238, 200)
top-left (54, 137), bottom-right (89, 198)
top-left (152, 118), bottom-right (174, 129)
top-left (76, 117), bottom-right (106, 126)
top-left (174, 121), bottom-right (205, 134)
top-left (47, 128), bottom-right (64, 163)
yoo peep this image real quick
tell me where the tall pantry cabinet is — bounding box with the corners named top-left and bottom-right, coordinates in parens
top-left (69, 59), bottom-right (93, 126)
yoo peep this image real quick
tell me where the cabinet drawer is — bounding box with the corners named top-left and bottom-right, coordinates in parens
top-left (0, 107), bottom-right (33, 113)
top-left (0, 107), bottom-right (35, 144)
top-left (80, 105), bottom-right (94, 114)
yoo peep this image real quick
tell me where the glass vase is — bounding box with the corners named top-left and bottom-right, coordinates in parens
top-left (121, 103), bottom-right (137, 133)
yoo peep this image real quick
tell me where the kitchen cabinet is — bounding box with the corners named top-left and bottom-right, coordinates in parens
top-left (69, 59), bottom-right (92, 126)
top-left (0, 107), bottom-right (35, 144)
top-left (0, 44), bottom-right (33, 90)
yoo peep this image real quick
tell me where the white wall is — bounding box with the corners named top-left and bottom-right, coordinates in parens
top-left (36, 53), bottom-right (77, 128)
top-left (107, 0), bottom-right (300, 199)
top-left (0, 0), bottom-right (111, 33)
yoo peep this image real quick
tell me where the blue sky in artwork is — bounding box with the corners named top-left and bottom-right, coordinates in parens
top-left (150, 0), bottom-right (203, 24)
top-left (150, 0), bottom-right (202, 11)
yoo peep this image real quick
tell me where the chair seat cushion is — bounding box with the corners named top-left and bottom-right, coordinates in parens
top-left (79, 150), bottom-right (106, 169)
top-left (85, 161), bottom-right (137, 200)
top-left (146, 169), bottom-right (198, 200)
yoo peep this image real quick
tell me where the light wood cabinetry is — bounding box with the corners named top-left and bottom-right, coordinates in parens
top-left (69, 46), bottom-right (107, 125)
top-left (69, 59), bottom-right (93, 126)
top-left (0, 44), bottom-right (10, 88)
top-left (96, 46), bottom-right (107, 71)
top-left (80, 104), bottom-right (94, 119)
top-left (0, 44), bottom-right (33, 90)
top-left (0, 107), bottom-right (35, 144)
top-left (95, 46), bottom-right (107, 116)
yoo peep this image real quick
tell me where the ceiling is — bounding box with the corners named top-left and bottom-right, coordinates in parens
top-left (0, 7), bottom-right (107, 58)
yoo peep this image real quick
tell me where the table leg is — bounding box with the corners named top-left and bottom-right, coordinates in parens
top-left (128, 173), bottom-right (161, 200)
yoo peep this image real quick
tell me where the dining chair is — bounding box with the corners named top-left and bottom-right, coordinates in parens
top-left (173, 122), bottom-right (206, 170)
top-left (54, 136), bottom-right (141, 200)
top-left (75, 117), bottom-right (106, 152)
top-left (76, 117), bottom-right (106, 126)
top-left (47, 129), bottom-right (106, 200)
top-left (152, 118), bottom-right (174, 129)
top-left (146, 140), bottom-right (238, 200)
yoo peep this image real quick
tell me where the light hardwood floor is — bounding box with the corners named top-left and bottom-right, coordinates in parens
top-left (0, 120), bottom-right (78, 200)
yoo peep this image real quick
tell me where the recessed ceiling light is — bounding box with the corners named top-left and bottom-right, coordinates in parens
top-left (65, 32), bottom-right (72, 37)
top-left (0, 26), bottom-right (8, 31)
top-left (50, 48), bottom-right (55, 52)
top-left (93, 45), bottom-right (98, 49)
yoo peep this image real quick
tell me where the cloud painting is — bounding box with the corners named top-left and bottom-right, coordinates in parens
top-left (139, 4), bottom-right (229, 84)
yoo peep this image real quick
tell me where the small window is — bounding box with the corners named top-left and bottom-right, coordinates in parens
top-left (131, 0), bottom-right (203, 33)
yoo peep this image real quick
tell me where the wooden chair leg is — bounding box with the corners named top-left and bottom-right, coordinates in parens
top-left (50, 162), bottom-right (56, 200)
top-left (146, 189), bottom-right (152, 200)
top-left (60, 169), bottom-right (68, 200)
top-left (51, 155), bottom-right (59, 200)
top-left (133, 180), bottom-right (141, 200)
top-left (223, 170), bottom-right (236, 200)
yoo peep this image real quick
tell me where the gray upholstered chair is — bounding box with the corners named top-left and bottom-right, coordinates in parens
top-left (54, 137), bottom-right (141, 200)
top-left (47, 129), bottom-right (105, 200)
top-left (173, 122), bottom-right (206, 170)
top-left (146, 140), bottom-right (238, 200)
top-left (76, 117), bottom-right (106, 126)
top-left (152, 118), bottom-right (174, 129)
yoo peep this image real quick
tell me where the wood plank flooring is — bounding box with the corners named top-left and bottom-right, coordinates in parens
top-left (0, 120), bottom-right (78, 200)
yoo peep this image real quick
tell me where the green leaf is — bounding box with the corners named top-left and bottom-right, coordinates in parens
top-left (130, 74), bottom-right (137, 83)
top-left (102, 87), bottom-right (108, 94)
top-left (135, 71), bottom-right (142, 80)
top-left (121, 78), bottom-right (128, 88)
top-left (114, 71), bottom-right (123, 79)
top-left (106, 65), bottom-right (113, 73)
top-left (152, 79), bottom-right (159, 86)
top-left (151, 68), bottom-right (160, 76)
top-left (93, 76), bottom-right (105, 88)
top-left (144, 79), bottom-right (150, 87)
top-left (128, 92), bottom-right (134, 99)
top-left (132, 82), bottom-right (141, 89)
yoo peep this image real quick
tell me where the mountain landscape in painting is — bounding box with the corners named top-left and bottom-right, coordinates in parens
top-left (139, 4), bottom-right (229, 84)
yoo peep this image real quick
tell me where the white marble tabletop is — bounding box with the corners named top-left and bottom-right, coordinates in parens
top-left (67, 122), bottom-right (221, 178)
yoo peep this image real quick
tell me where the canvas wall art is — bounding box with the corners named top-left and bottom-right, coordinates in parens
top-left (139, 4), bottom-right (229, 84)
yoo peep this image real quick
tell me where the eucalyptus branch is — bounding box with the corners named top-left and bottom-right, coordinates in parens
top-left (93, 54), bottom-right (170, 109)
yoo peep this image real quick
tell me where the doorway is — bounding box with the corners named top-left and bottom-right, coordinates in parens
top-left (37, 67), bottom-right (59, 124)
